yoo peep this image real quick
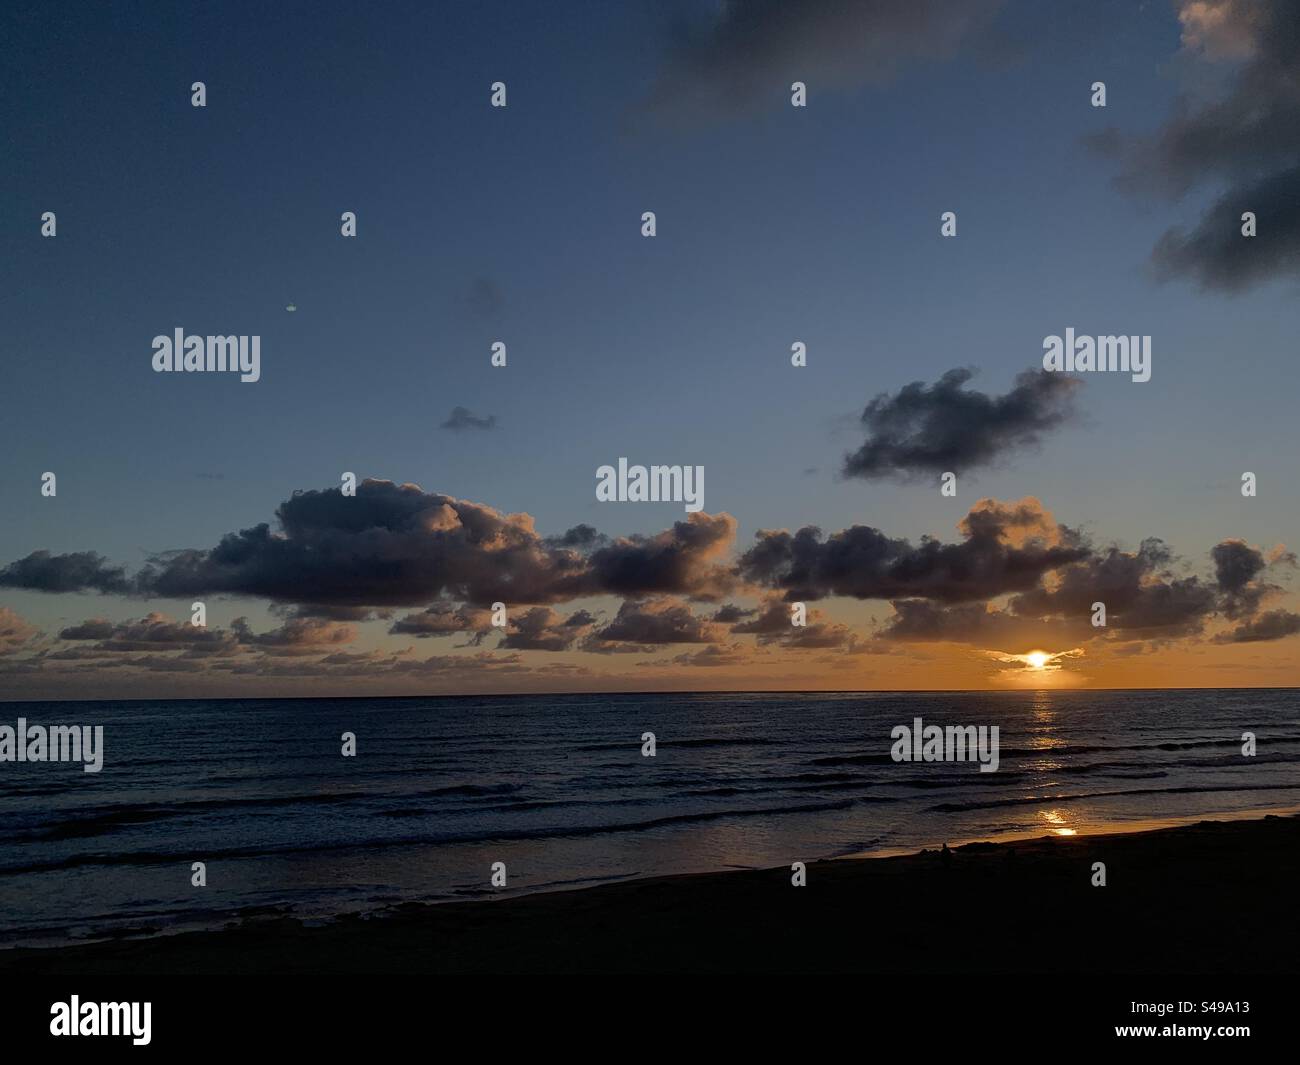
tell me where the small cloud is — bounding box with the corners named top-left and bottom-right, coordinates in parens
top-left (440, 406), bottom-right (498, 432)
top-left (841, 368), bottom-right (1079, 481)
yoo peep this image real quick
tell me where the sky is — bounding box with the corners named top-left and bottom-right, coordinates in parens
top-left (1, 0), bottom-right (1298, 698)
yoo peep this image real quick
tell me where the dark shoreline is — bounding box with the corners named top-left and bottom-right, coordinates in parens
top-left (2, 813), bottom-right (1297, 975)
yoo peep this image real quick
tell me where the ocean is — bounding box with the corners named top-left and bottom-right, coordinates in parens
top-left (1, 689), bottom-right (1297, 948)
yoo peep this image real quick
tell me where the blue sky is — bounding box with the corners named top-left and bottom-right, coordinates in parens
top-left (2, 0), bottom-right (1297, 695)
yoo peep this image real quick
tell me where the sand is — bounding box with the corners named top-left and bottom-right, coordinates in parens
top-left (2, 814), bottom-right (1296, 974)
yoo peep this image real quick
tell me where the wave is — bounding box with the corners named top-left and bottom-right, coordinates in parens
top-left (928, 780), bottom-right (1300, 813)
top-left (0, 796), bottom-right (895, 876)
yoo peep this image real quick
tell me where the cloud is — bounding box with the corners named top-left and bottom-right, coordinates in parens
top-left (1214, 608), bottom-right (1300, 642)
top-left (440, 406), bottom-right (498, 431)
top-left (545, 524), bottom-right (607, 550)
top-left (219, 648), bottom-right (530, 680)
top-left (500, 607), bottom-right (597, 651)
top-left (739, 497), bottom-right (1089, 602)
top-left (42, 613), bottom-right (362, 672)
top-left (231, 615), bottom-right (356, 654)
top-left (671, 643), bottom-right (753, 668)
top-left (730, 597), bottom-right (864, 651)
top-left (1089, 0), bottom-right (1300, 290)
top-left (984, 646), bottom-right (1084, 671)
top-left (1178, 0), bottom-right (1265, 60)
top-left (56, 612), bottom-right (240, 657)
top-left (890, 533), bottom-right (1291, 651)
top-left (584, 598), bottom-right (723, 652)
top-left (1211, 538), bottom-right (1279, 619)
top-left (5, 474), bottom-right (1296, 685)
top-left (641, 0), bottom-right (1004, 124)
top-left (0, 550), bottom-right (131, 594)
top-left (0, 481), bottom-right (740, 612)
top-left (277, 604), bottom-right (392, 622)
top-left (132, 480), bottom-right (592, 607)
top-left (0, 606), bottom-right (39, 654)
top-left (711, 603), bottom-right (755, 623)
top-left (879, 599), bottom-right (1093, 650)
top-left (583, 512), bottom-right (739, 602)
top-left (56, 618), bottom-right (116, 640)
top-left (1151, 165), bottom-right (1300, 290)
top-left (389, 602), bottom-right (494, 639)
top-left (1008, 538), bottom-right (1218, 640)
top-left (841, 369), bottom-right (1079, 480)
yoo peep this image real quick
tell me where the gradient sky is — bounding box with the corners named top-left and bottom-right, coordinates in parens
top-left (2, 0), bottom-right (1297, 697)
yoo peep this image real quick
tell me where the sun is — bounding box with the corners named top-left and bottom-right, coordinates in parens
top-left (1025, 650), bottom-right (1051, 670)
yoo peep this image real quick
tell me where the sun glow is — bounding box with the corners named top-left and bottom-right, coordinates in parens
top-left (1025, 651), bottom-right (1050, 670)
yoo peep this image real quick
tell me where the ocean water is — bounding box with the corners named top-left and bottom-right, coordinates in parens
top-left (0, 689), bottom-right (1297, 948)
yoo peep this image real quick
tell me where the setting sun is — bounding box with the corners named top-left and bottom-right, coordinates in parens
top-left (1026, 651), bottom-right (1051, 670)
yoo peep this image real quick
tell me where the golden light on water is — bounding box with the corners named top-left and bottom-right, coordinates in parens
top-left (1042, 808), bottom-right (1076, 836)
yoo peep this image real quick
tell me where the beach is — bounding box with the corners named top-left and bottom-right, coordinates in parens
top-left (4, 690), bottom-right (1297, 952)
top-left (3, 813), bottom-right (1295, 975)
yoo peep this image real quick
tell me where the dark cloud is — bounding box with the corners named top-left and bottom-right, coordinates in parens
top-left (1008, 539), bottom-right (1218, 640)
top-left (0, 550), bottom-right (131, 594)
top-left (57, 618), bottom-right (116, 640)
top-left (711, 603), bottom-right (755, 623)
top-left (231, 616), bottom-right (355, 653)
top-left (47, 613), bottom-right (359, 669)
top-left (1211, 538), bottom-right (1277, 619)
top-left (879, 599), bottom-right (1090, 649)
top-left (440, 406), bottom-right (498, 431)
top-left (1089, 0), bottom-right (1300, 290)
top-left (641, 0), bottom-right (1004, 124)
top-left (584, 598), bottom-right (722, 652)
top-left (879, 536), bottom-right (1264, 650)
top-left (1212, 538), bottom-right (1267, 592)
top-left (1150, 165), bottom-right (1300, 290)
top-left (583, 513), bottom-right (738, 601)
top-left (841, 369), bottom-right (1079, 480)
top-left (278, 603), bottom-right (392, 622)
top-left (1214, 608), bottom-right (1300, 643)
top-left (500, 607), bottom-right (596, 651)
top-left (730, 597), bottom-right (862, 651)
top-left (739, 497), bottom-right (1088, 602)
top-left (2, 481), bottom-right (739, 611)
top-left (58, 612), bottom-right (240, 657)
top-left (133, 480), bottom-right (592, 607)
top-left (130, 654), bottom-right (208, 673)
top-left (389, 602), bottom-right (494, 639)
top-left (545, 524), bottom-right (607, 550)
